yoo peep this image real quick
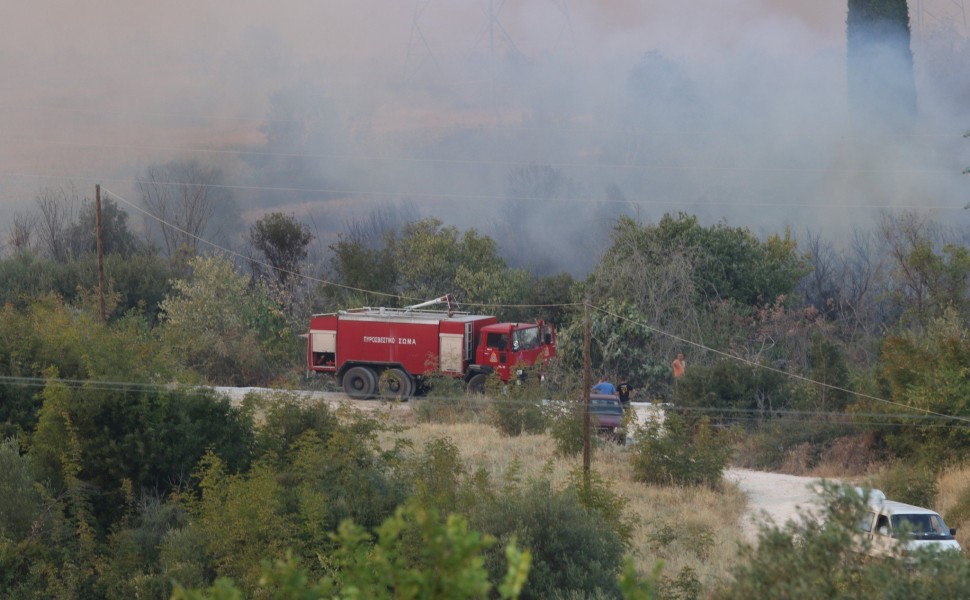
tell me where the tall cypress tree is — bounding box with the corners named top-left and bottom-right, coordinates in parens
top-left (846, 0), bottom-right (917, 125)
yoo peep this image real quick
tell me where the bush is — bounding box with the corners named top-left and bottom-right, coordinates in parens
top-left (471, 478), bottom-right (626, 600)
top-left (488, 369), bottom-right (548, 437)
top-left (490, 397), bottom-right (547, 437)
top-left (549, 401), bottom-right (586, 457)
top-left (873, 461), bottom-right (940, 508)
top-left (407, 437), bottom-right (491, 516)
top-left (631, 413), bottom-right (731, 488)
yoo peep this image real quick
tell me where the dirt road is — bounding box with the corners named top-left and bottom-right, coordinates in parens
top-left (726, 468), bottom-right (838, 542)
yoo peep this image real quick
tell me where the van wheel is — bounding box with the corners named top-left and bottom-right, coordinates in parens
top-left (379, 368), bottom-right (414, 400)
top-left (466, 373), bottom-right (488, 394)
top-left (343, 366), bottom-right (377, 399)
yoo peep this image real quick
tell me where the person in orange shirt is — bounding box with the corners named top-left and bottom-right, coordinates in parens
top-left (672, 352), bottom-right (686, 378)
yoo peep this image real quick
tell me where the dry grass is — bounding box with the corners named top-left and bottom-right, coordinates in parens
top-left (936, 464), bottom-right (970, 549)
top-left (391, 420), bottom-right (749, 589)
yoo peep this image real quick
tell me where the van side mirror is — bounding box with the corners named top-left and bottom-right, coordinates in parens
top-left (951, 528), bottom-right (958, 536)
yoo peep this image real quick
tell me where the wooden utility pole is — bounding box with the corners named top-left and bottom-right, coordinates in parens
top-left (95, 184), bottom-right (106, 322)
top-left (582, 301), bottom-right (591, 475)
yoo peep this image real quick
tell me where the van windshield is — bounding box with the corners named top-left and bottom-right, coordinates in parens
top-left (890, 513), bottom-right (954, 540)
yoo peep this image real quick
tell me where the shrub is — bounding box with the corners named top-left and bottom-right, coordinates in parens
top-left (549, 400), bottom-right (585, 457)
top-left (630, 413), bottom-right (730, 488)
top-left (873, 460), bottom-right (940, 508)
top-left (471, 478), bottom-right (626, 600)
top-left (488, 369), bottom-right (548, 437)
top-left (407, 437), bottom-right (491, 516)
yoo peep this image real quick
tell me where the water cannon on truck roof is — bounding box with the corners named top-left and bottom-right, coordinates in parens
top-left (307, 295), bottom-right (556, 400)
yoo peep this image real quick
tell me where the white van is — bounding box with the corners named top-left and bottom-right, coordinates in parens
top-left (855, 489), bottom-right (961, 558)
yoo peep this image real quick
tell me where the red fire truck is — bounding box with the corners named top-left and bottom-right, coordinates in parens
top-left (307, 295), bottom-right (556, 399)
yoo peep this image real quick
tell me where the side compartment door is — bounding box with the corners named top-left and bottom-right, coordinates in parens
top-left (440, 333), bottom-right (465, 374)
top-left (310, 330), bottom-right (337, 369)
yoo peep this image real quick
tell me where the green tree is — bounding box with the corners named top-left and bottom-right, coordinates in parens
top-left (556, 300), bottom-right (668, 398)
top-left (159, 254), bottom-right (292, 386)
top-left (248, 212), bottom-right (312, 296)
top-left (583, 214), bottom-right (809, 371)
top-left (875, 308), bottom-right (970, 463)
top-left (392, 218), bottom-right (524, 309)
top-left (66, 196), bottom-right (142, 258)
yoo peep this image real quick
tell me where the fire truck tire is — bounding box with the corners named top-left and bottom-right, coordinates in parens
top-left (466, 373), bottom-right (488, 394)
top-left (379, 368), bottom-right (414, 400)
top-left (343, 366), bottom-right (377, 399)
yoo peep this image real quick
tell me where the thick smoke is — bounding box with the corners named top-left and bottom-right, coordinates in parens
top-left (1, 1), bottom-right (968, 274)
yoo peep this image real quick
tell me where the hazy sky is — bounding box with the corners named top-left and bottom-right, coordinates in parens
top-left (2, 1), bottom-right (968, 269)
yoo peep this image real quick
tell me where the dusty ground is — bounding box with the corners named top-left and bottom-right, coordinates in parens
top-left (725, 468), bottom-right (835, 542)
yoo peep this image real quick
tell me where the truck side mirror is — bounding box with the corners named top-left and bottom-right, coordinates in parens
top-left (544, 333), bottom-right (552, 344)
top-left (951, 528), bottom-right (958, 536)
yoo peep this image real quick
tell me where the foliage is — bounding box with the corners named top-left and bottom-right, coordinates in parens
top-left (324, 229), bottom-right (398, 308)
top-left (630, 413), bottom-right (731, 488)
top-left (159, 254), bottom-right (294, 386)
top-left (549, 399), bottom-right (586, 457)
top-left (874, 309), bottom-right (970, 463)
top-left (411, 394), bottom-right (489, 424)
top-left (673, 359), bottom-right (804, 423)
top-left (556, 300), bottom-right (668, 399)
top-left (66, 196), bottom-right (143, 258)
top-left (405, 437), bottom-right (491, 517)
top-left (0, 437), bottom-right (45, 541)
top-left (249, 212), bottom-right (312, 281)
top-left (471, 477), bottom-right (626, 600)
top-left (391, 217), bottom-right (524, 308)
top-left (173, 503), bottom-right (531, 600)
top-left (568, 467), bottom-right (634, 548)
top-left (0, 295), bottom-right (181, 437)
top-left (30, 379), bottom-right (254, 528)
top-left (101, 497), bottom-right (191, 600)
top-left (488, 369), bottom-right (548, 437)
top-left (246, 391), bottom-right (340, 465)
top-left (873, 460), bottom-right (940, 508)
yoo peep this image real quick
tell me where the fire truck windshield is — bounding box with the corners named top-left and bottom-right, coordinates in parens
top-left (512, 327), bottom-right (540, 350)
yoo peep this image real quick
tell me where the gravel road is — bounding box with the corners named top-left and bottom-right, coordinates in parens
top-left (726, 468), bottom-right (838, 542)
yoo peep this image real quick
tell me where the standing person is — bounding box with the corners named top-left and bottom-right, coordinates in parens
top-left (592, 375), bottom-right (616, 395)
top-left (617, 376), bottom-right (635, 408)
top-left (672, 352), bottom-right (686, 379)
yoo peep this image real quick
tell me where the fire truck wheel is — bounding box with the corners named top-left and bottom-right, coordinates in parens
top-left (466, 373), bottom-right (488, 395)
top-left (343, 366), bottom-right (377, 399)
top-left (379, 368), bottom-right (414, 400)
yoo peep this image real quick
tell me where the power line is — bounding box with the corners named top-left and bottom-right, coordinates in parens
top-left (590, 303), bottom-right (970, 425)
